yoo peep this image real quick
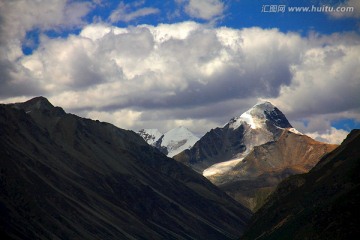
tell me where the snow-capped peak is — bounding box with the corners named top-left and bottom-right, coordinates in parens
top-left (138, 126), bottom-right (199, 157)
top-left (162, 126), bottom-right (199, 157)
top-left (163, 126), bottom-right (192, 140)
top-left (228, 101), bottom-right (292, 130)
top-left (138, 129), bottom-right (163, 145)
top-left (240, 102), bottom-right (276, 129)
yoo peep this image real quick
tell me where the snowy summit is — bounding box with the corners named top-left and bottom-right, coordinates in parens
top-left (228, 101), bottom-right (294, 131)
top-left (202, 101), bottom-right (303, 178)
top-left (138, 129), bottom-right (163, 146)
top-left (162, 126), bottom-right (200, 157)
top-left (138, 126), bottom-right (199, 157)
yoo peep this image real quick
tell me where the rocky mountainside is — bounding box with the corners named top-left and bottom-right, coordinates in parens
top-left (217, 130), bottom-right (337, 210)
top-left (138, 126), bottom-right (199, 157)
top-left (242, 129), bottom-right (360, 240)
top-left (174, 102), bottom-right (337, 211)
top-left (0, 97), bottom-right (251, 240)
top-left (174, 102), bottom-right (296, 172)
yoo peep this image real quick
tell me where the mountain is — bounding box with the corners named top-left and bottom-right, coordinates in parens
top-left (0, 97), bottom-right (251, 239)
top-left (174, 102), bottom-right (296, 172)
top-left (138, 126), bottom-right (199, 157)
top-left (161, 126), bottom-right (200, 157)
top-left (174, 102), bottom-right (337, 210)
top-left (215, 130), bottom-right (337, 211)
top-left (242, 129), bottom-right (360, 240)
top-left (138, 128), bottom-right (163, 145)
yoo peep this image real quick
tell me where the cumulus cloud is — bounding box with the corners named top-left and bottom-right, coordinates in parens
top-left (267, 32), bottom-right (360, 120)
top-left (0, 0), bottom-right (93, 43)
top-left (0, 1), bottom-right (359, 135)
top-left (109, 1), bottom-right (160, 23)
top-left (307, 127), bottom-right (349, 144)
top-left (18, 24), bottom-right (306, 113)
top-left (13, 24), bottom-right (358, 134)
top-left (180, 0), bottom-right (225, 20)
top-left (85, 109), bottom-right (142, 130)
top-left (0, 0), bottom-right (94, 96)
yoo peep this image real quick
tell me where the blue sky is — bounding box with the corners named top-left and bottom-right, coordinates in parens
top-left (1, 0), bottom-right (359, 143)
top-left (21, 0), bottom-right (360, 53)
top-left (81, 0), bottom-right (359, 32)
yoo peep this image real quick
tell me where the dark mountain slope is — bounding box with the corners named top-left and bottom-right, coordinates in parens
top-left (217, 130), bottom-right (337, 210)
top-left (242, 129), bottom-right (360, 240)
top-left (0, 97), bottom-right (251, 240)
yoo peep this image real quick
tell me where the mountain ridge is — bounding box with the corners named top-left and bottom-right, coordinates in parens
top-left (174, 101), bottom-right (300, 172)
top-left (216, 130), bottom-right (337, 210)
top-left (241, 129), bottom-right (360, 239)
top-left (173, 101), bottom-right (337, 211)
top-left (0, 97), bottom-right (251, 239)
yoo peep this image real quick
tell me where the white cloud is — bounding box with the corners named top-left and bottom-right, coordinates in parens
top-left (23, 24), bottom-right (305, 111)
top-left (85, 109), bottom-right (142, 130)
top-left (267, 33), bottom-right (360, 120)
top-left (307, 127), bottom-right (349, 144)
top-left (183, 0), bottom-right (224, 20)
top-left (0, 13), bottom-right (359, 135)
top-left (109, 2), bottom-right (159, 23)
top-left (0, 0), bottom-right (93, 42)
top-left (0, 0), bottom-right (94, 97)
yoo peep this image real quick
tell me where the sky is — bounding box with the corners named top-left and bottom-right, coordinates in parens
top-left (0, 0), bottom-right (359, 144)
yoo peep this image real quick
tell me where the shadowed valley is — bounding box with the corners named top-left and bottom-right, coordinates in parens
top-left (0, 97), bottom-right (251, 240)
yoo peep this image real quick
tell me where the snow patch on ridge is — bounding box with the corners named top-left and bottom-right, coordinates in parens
top-left (240, 111), bottom-right (257, 129)
top-left (288, 128), bottom-right (303, 135)
top-left (203, 158), bottom-right (244, 177)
